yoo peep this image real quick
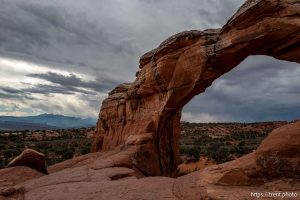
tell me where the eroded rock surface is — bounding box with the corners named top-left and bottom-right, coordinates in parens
top-left (256, 122), bottom-right (300, 179)
top-left (7, 149), bottom-right (47, 174)
top-left (195, 121), bottom-right (300, 199)
top-left (0, 166), bottom-right (43, 198)
top-left (1, 122), bottom-right (300, 200)
top-left (92, 0), bottom-right (300, 177)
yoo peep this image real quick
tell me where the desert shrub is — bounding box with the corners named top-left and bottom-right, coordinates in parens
top-left (180, 146), bottom-right (200, 161)
top-left (188, 147), bottom-right (200, 161)
top-left (62, 149), bottom-right (73, 160)
top-left (179, 146), bottom-right (189, 154)
top-left (3, 149), bottom-right (20, 157)
top-left (211, 146), bottom-right (230, 164)
top-left (54, 146), bottom-right (66, 155)
top-left (80, 146), bottom-right (90, 155)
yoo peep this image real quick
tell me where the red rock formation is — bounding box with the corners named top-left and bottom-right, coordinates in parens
top-left (256, 122), bottom-right (300, 179)
top-left (194, 121), bottom-right (300, 199)
top-left (92, 0), bottom-right (300, 177)
top-left (1, 122), bottom-right (299, 200)
top-left (7, 149), bottom-right (48, 174)
top-left (1, 1), bottom-right (300, 199)
top-left (0, 166), bottom-right (43, 198)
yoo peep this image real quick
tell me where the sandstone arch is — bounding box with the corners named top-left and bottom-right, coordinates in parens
top-left (92, 0), bottom-right (300, 177)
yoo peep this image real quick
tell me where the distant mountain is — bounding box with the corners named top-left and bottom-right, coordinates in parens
top-left (0, 114), bottom-right (97, 131)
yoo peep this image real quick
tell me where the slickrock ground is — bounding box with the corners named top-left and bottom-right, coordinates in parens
top-left (1, 121), bottom-right (300, 200)
top-left (0, 167), bottom-right (43, 198)
top-left (1, 0), bottom-right (300, 199)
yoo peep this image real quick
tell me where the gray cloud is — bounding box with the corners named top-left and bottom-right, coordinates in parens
top-left (183, 56), bottom-right (300, 122)
top-left (28, 72), bottom-right (117, 93)
top-left (0, 87), bottom-right (35, 101)
top-left (0, 0), bottom-right (245, 81)
top-left (1, 82), bottom-right (98, 97)
top-left (0, 0), bottom-right (299, 121)
top-left (27, 84), bottom-right (96, 95)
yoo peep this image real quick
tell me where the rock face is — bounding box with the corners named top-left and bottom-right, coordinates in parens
top-left (92, 0), bottom-right (300, 177)
top-left (7, 149), bottom-right (48, 174)
top-left (194, 121), bottom-right (300, 199)
top-left (256, 122), bottom-right (300, 179)
top-left (0, 166), bottom-right (43, 197)
top-left (1, 122), bottom-right (300, 200)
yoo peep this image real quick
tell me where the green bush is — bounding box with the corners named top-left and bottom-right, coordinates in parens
top-left (62, 149), bottom-right (73, 160)
top-left (180, 146), bottom-right (200, 161)
top-left (188, 147), bottom-right (200, 161)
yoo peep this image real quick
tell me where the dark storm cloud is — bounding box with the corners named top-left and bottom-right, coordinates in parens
top-left (28, 72), bottom-right (118, 93)
top-left (0, 0), bottom-right (244, 81)
top-left (219, 57), bottom-right (298, 87)
top-left (0, 1), bottom-right (96, 51)
top-left (26, 84), bottom-right (96, 95)
top-left (0, 81), bottom-right (96, 98)
top-left (0, 2), bottom-right (50, 53)
top-left (0, 0), bottom-right (140, 83)
top-left (287, 85), bottom-right (300, 94)
top-left (1, 0), bottom-right (299, 120)
top-left (0, 87), bottom-right (35, 100)
top-left (183, 56), bottom-right (300, 122)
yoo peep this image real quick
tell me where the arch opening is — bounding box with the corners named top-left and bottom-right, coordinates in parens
top-left (178, 55), bottom-right (300, 175)
top-left (182, 55), bottom-right (300, 123)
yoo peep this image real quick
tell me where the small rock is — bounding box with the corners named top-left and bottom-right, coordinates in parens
top-left (7, 149), bottom-right (48, 174)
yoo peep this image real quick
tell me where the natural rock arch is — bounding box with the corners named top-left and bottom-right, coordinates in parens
top-left (92, 0), bottom-right (300, 177)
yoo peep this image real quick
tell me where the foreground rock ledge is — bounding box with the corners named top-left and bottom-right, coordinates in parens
top-left (1, 121), bottom-right (300, 200)
top-left (92, 0), bottom-right (300, 177)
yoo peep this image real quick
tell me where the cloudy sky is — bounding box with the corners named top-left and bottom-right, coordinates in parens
top-left (0, 0), bottom-right (299, 122)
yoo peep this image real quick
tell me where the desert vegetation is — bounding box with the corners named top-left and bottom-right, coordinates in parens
top-left (179, 121), bottom-right (287, 164)
top-left (0, 121), bottom-right (287, 169)
top-left (0, 128), bottom-right (93, 168)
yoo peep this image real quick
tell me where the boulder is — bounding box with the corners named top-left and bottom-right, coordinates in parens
top-left (7, 149), bottom-right (47, 174)
top-left (256, 121), bottom-right (300, 179)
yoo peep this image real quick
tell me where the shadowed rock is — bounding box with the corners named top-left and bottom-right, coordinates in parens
top-left (7, 149), bottom-right (48, 174)
top-left (256, 121), bottom-right (300, 179)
